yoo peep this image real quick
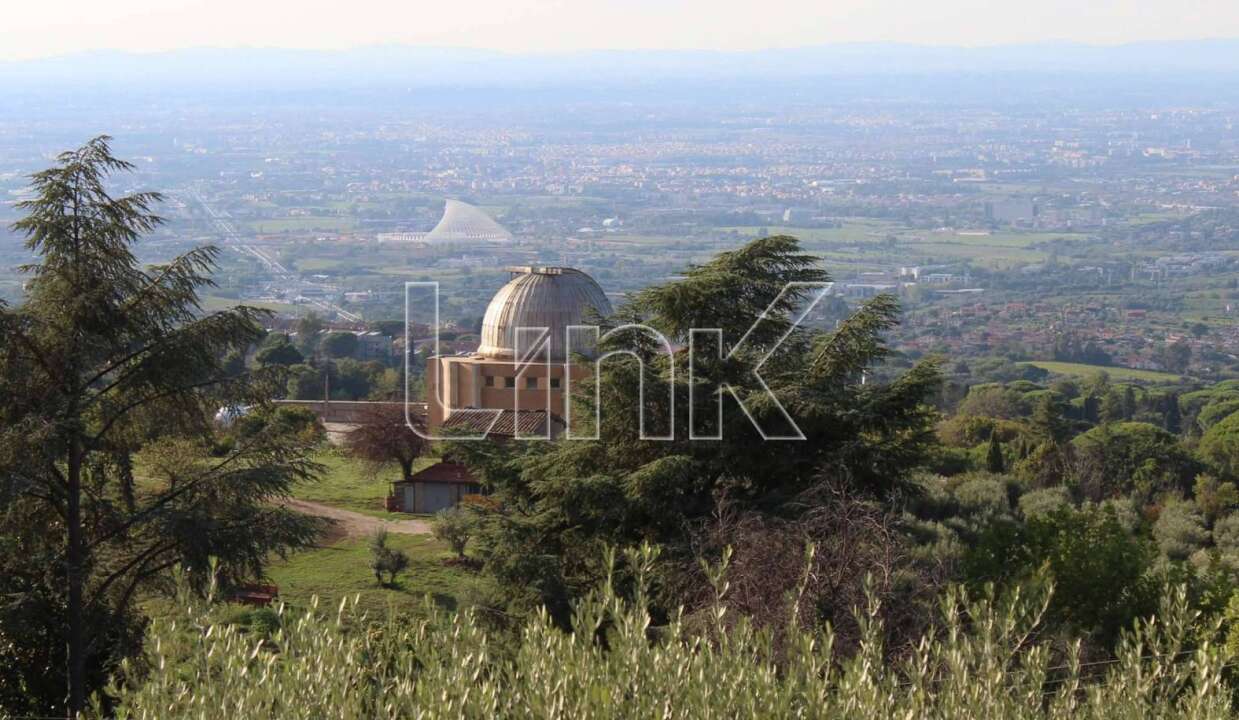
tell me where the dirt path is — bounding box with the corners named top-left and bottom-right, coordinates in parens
top-left (282, 498), bottom-right (432, 538)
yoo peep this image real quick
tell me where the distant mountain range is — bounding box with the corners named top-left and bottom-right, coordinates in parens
top-left (4, 40), bottom-right (1239, 91)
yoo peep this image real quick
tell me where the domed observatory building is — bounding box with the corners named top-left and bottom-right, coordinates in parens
top-left (427, 266), bottom-right (613, 438)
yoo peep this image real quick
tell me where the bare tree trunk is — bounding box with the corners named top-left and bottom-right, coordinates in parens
top-left (66, 439), bottom-right (85, 719)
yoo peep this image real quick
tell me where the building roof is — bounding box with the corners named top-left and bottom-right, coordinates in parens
top-left (441, 408), bottom-right (564, 437)
top-left (423, 199), bottom-right (513, 245)
top-left (394, 461), bottom-right (477, 486)
top-left (478, 266), bottom-right (612, 361)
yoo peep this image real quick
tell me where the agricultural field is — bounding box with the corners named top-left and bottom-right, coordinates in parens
top-left (1020, 360), bottom-right (1182, 383)
top-left (249, 216), bottom-right (359, 234)
top-left (722, 223), bottom-right (1086, 268)
top-left (897, 230), bottom-right (1086, 268)
top-left (910, 241), bottom-right (1046, 266)
top-left (721, 219), bottom-right (902, 245)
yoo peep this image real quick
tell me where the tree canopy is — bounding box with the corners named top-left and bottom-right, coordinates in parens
top-left (321, 331), bottom-right (360, 359)
top-left (1202, 411), bottom-right (1239, 480)
top-left (1072, 421), bottom-right (1201, 501)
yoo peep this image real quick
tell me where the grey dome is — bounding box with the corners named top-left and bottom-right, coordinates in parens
top-left (478, 267), bottom-right (612, 361)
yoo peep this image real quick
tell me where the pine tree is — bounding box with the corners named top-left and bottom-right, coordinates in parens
top-left (1032, 394), bottom-right (1070, 444)
top-left (1100, 388), bottom-right (1125, 425)
top-left (0, 138), bottom-right (323, 716)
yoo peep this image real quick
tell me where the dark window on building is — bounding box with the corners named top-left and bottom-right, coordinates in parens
top-left (525, 377), bottom-right (538, 390)
top-left (550, 377), bottom-right (561, 389)
top-left (504, 376), bottom-right (515, 389)
top-left (485, 375), bottom-right (495, 387)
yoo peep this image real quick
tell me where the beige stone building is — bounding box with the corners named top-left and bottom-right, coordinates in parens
top-left (426, 266), bottom-right (613, 437)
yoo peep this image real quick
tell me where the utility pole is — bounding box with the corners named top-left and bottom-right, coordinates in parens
top-left (323, 360), bottom-right (331, 416)
top-left (314, 349), bottom-right (331, 416)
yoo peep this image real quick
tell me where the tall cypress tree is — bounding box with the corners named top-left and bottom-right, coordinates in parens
top-left (1122, 386), bottom-right (1138, 421)
top-left (1082, 394), bottom-right (1100, 424)
top-left (986, 433), bottom-right (1005, 474)
top-left (1164, 392), bottom-right (1183, 435)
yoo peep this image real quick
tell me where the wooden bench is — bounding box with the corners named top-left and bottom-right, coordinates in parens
top-left (232, 583), bottom-right (279, 606)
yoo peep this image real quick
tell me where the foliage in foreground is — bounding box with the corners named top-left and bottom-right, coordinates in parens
top-left (107, 549), bottom-right (1233, 720)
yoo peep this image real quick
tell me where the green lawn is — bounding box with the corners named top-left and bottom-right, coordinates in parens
top-left (142, 452), bottom-right (479, 625)
top-left (266, 533), bottom-right (484, 615)
top-left (275, 449), bottom-right (484, 616)
top-left (143, 533), bottom-right (486, 624)
top-left (295, 450), bottom-right (435, 519)
top-left (1021, 361), bottom-right (1181, 383)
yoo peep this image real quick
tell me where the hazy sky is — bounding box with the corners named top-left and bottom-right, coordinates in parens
top-left (4, 0), bottom-right (1239, 61)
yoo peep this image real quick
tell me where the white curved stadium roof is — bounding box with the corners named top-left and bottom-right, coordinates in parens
top-left (424, 199), bottom-right (514, 244)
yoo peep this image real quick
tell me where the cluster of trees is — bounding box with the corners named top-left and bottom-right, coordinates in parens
top-left (948, 373), bottom-right (1184, 438)
top-left (283, 359), bottom-right (399, 401)
top-left (252, 326), bottom-right (401, 401)
top-left (1052, 332), bottom-right (1112, 366)
top-left (909, 367), bottom-right (1239, 649)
